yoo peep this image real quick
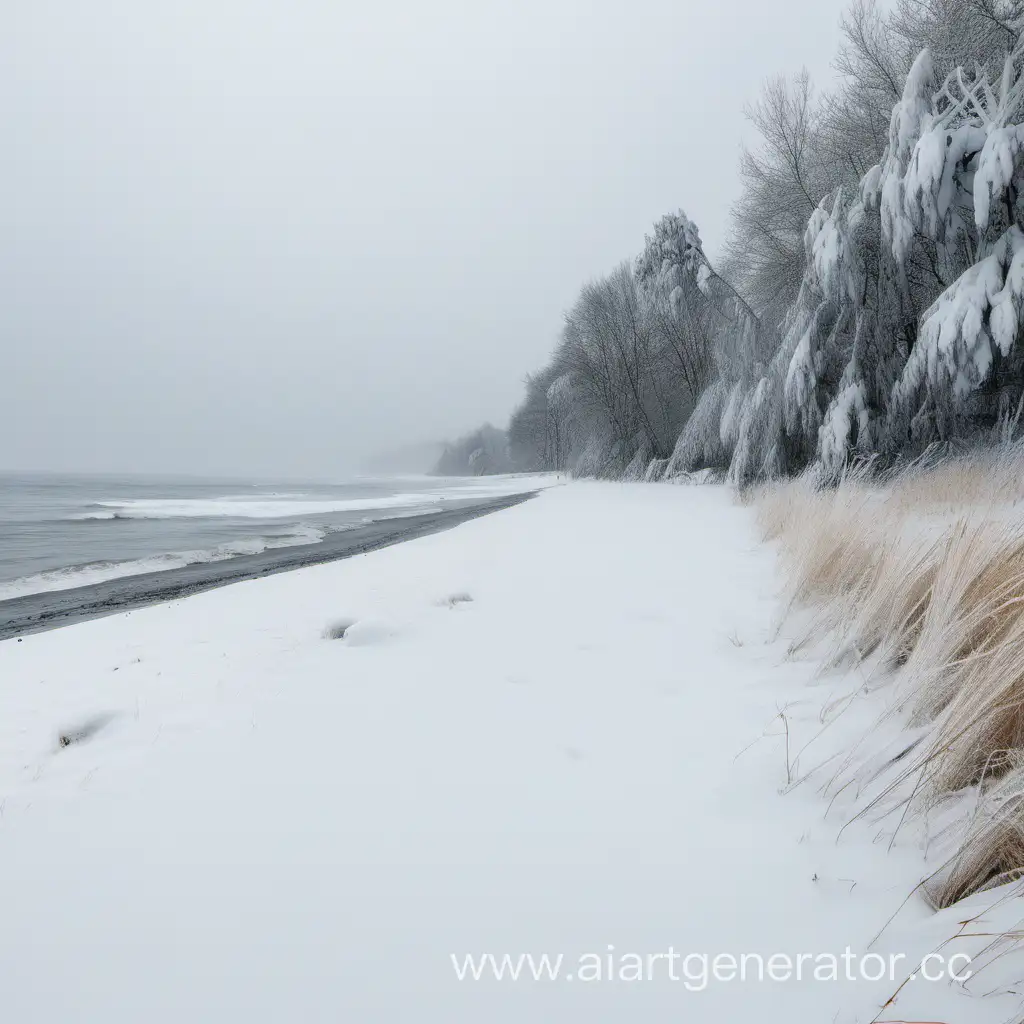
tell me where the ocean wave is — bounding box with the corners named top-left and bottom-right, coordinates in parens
top-left (71, 492), bottom-right (443, 520)
top-left (0, 524), bottom-right (328, 601)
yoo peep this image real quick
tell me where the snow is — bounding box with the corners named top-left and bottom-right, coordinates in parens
top-left (957, 40), bottom-right (1024, 234)
top-left (0, 483), bottom-right (1017, 1022)
top-left (807, 191), bottom-right (848, 298)
top-left (784, 322), bottom-right (818, 423)
top-left (819, 381), bottom-right (870, 476)
top-left (636, 210), bottom-right (705, 287)
top-left (730, 374), bottom-right (778, 485)
top-left (621, 445), bottom-right (651, 481)
top-left (975, 124), bottom-right (1024, 232)
top-left (880, 49), bottom-right (936, 267)
top-left (665, 378), bottom-right (729, 475)
top-left (718, 380), bottom-right (745, 449)
top-left (896, 225), bottom-right (1024, 404)
top-left (897, 50), bottom-right (936, 158)
top-left (903, 122), bottom-right (984, 243)
top-left (695, 262), bottom-right (711, 295)
top-left (546, 372), bottom-right (575, 409)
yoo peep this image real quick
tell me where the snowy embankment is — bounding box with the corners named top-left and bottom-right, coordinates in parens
top-left (0, 483), bottom-right (1016, 1022)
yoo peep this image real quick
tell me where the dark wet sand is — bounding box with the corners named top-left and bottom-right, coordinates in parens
top-left (0, 491), bottom-right (535, 641)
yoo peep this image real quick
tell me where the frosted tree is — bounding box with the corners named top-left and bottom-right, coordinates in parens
top-left (783, 29), bottom-right (1024, 474)
top-left (635, 210), bottom-right (764, 373)
top-left (727, 71), bottom-right (839, 326)
top-left (777, 64), bottom-right (922, 478)
top-left (635, 210), bottom-right (784, 483)
top-left (889, 32), bottom-right (1024, 441)
top-left (634, 211), bottom-right (719, 450)
top-left (504, 1), bottom-right (1024, 485)
top-left (508, 366), bottom-right (569, 471)
top-left (634, 211), bottom-right (706, 286)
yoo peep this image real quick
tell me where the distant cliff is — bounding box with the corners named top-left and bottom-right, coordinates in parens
top-left (432, 425), bottom-right (513, 476)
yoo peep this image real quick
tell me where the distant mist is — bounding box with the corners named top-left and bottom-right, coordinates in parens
top-left (0, 0), bottom-right (847, 478)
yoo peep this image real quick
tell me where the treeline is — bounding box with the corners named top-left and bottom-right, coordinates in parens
top-left (508, 0), bottom-right (1024, 485)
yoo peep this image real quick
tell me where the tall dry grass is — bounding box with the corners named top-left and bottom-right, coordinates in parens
top-left (759, 444), bottom-right (1024, 908)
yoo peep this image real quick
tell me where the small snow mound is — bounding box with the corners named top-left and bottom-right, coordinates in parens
top-left (322, 619), bottom-right (356, 640)
top-left (341, 620), bottom-right (399, 647)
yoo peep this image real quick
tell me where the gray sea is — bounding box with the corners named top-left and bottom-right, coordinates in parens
top-left (0, 471), bottom-right (529, 600)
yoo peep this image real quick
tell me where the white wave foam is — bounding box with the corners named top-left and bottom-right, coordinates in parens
top-left (70, 475), bottom-right (560, 521)
top-left (73, 492), bottom-right (444, 520)
top-left (0, 525), bottom-right (328, 601)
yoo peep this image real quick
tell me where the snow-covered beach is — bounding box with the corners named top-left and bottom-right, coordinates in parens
top-left (10, 0), bottom-right (1024, 1019)
top-left (0, 482), bottom-right (1012, 1023)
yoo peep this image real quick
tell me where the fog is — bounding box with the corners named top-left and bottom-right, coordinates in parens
top-left (0, 0), bottom-right (849, 478)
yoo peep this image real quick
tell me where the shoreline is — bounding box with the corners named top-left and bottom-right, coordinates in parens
top-left (0, 491), bottom-right (535, 641)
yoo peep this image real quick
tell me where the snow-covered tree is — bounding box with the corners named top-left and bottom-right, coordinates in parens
top-left (506, 0), bottom-right (1024, 487)
top-left (888, 32), bottom-right (1024, 442)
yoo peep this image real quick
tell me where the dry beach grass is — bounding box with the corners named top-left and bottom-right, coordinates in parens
top-left (758, 446), bottom-right (1024, 908)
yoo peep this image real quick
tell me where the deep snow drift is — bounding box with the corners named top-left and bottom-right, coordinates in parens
top-left (0, 483), bottom-right (1017, 1022)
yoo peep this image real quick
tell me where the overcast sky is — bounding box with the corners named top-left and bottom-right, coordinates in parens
top-left (0, 0), bottom-right (852, 478)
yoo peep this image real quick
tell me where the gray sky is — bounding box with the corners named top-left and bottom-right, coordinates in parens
top-left (0, 0), bottom-right (851, 478)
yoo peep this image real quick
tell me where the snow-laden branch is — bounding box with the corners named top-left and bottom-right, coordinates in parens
top-left (894, 224), bottom-right (1024, 406)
